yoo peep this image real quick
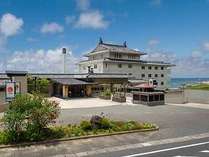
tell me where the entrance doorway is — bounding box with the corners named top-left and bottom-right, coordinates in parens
top-left (69, 85), bottom-right (85, 97)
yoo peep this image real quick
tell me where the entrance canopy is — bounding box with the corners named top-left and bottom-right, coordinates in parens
top-left (51, 78), bottom-right (94, 85)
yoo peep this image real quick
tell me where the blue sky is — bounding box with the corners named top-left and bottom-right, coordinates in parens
top-left (0, 0), bottom-right (209, 77)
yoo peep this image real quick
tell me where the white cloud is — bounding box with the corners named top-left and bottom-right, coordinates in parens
top-left (75, 11), bottom-right (109, 29)
top-left (40, 22), bottom-right (64, 34)
top-left (142, 48), bottom-right (209, 77)
top-left (0, 13), bottom-right (23, 50)
top-left (1, 47), bottom-right (79, 73)
top-left (148, 39), bottom-right (160, 47)
top-left (76, 0), bottom-right (90, 11)
top-left (0, 13), bottom-right (23, 37)
top-left (202, 42), bottom-right (209, 51)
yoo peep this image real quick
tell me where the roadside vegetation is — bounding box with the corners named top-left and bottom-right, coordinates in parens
top-left (186, 83), bottom-right (209, 91)
top-left (99, 88), bottom-right (112, 99)
top-left (0, 94), bottom-right (157, 145)
top-left (28, 77), bottom-right (50, 96)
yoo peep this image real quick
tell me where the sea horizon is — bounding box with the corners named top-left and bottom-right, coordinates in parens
top-left (170, 77), bottom-right (209, 88)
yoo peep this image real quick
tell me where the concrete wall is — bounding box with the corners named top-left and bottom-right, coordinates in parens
top-left (184, 89), bottom-right (209, 104)
top-left (165, 90), bottom-right (185, 104)
top-left (165, 89), bottom-right (209, 104)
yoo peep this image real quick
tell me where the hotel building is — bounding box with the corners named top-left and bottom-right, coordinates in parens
top-left (79, 38), bottom-right (174, 89)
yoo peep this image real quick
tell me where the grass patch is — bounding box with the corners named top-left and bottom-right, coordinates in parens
top-left (186, 83), bottom-right (209, 91)
top-left (0, 118), bottom-right (157, 145)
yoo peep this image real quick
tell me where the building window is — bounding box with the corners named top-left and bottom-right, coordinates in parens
top-left (128, 64), bottom-right (132, 68)
top-left (105, 63), bottom-right (108, 68)
top-left (148, 74), bottom-right (152, 78)
top-left (83, 66), bottom-right (86, 70)
top-left (148, 66), bottom-right (152, 70)
top-left (141, 66), bottom-right (145, 70)
top-left (114, 53), bottom-right (122, 58)
top-left (141, 74), bottom-right (145, 78)
top-left (161, 81), bottom-right (164, 85)
top-left (128, 55), bottom-right (135, 59)
top-left (155, 66), bottom-right (158, 70)
top-left (153, 80), bottom-right (158, 85)
top-left (161, 67), bottom-right (164, 70)
top-left (93, 56), bottom-right (95, 60)
top-left (161, 74), bottom-right (164, 77)
top-left (94, 64), bottom-right (97, 69)
top-left (155, 74), bottom-right (158, 77)
top-left (118, 64), bottom-right (122, 68)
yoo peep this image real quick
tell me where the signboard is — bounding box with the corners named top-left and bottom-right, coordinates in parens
top-left (5, 82), bottom-right (15, 101)
top-left (15, 82), bottom-right (20, 94)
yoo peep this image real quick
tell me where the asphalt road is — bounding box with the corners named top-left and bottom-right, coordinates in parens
top-left (91, 137), bottom-right (209, 157)
top-left (58, 104), bottom-right (209, 140)
top-left (1, 103), bottom-right (209, 157)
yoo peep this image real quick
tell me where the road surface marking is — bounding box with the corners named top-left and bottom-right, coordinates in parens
top-left (200, 150), bottom-right (209, 153)
top-left (121, 141), bottom-right (209, 157)
top-left (141, 143), bottom-right (152, 146)
top-left (173, 156), bottom-right (197, 157)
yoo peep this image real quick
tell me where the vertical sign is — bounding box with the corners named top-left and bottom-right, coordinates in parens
top-left (15, 82), bottom-right (20, 94)
top-left (5, 82), bottom-right (15, 102)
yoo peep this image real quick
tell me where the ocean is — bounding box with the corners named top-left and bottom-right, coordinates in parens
top-left (170, 78), bottom-right (209, 88)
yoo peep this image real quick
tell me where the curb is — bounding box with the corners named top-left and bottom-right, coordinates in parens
top-left (0, 125), bottom-right (159, 149)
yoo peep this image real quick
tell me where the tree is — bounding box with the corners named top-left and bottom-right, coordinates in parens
top-left (3, 94), bottom-right (60, 142)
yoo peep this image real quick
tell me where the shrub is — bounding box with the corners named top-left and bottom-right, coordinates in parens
top-left (100, 89), bottom-right (111, 97)
top-left (0, 131), bottom-right (9, 144)
top-left (80, 120), bottom-right (92, 131)
top-left (3, 94), bottom-right (60, 142)
top-left (100, 118), bottom-right (112, 129)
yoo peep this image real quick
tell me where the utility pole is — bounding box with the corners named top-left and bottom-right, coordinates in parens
top-left (62, 48), bottom-right (67, 73)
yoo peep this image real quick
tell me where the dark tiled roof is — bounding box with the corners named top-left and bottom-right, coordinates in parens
top-left (87, 42), bottom-right (146, 55)
top-left (104, 58), bottom-right (174, 66)
top-left (51, 78), bottom-right (94, 85)
top-left (5, 70), bottom-right (28, 76)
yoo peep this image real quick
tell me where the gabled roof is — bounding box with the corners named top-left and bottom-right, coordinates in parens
top-left (85, 39), bottom-right (146, 56)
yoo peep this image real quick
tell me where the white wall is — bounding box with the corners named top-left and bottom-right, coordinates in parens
top-left (79, 60), bottom-right (104, 73)
top-left (103, 62), bottom-right (170, 89)
top-left (79, 60), bottom-right (171, 89)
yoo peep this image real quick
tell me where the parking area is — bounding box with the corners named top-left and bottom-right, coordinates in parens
top-left (46, 97), bottom-right (209, 140)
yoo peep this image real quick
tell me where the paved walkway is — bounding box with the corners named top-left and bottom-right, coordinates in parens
top-left (49, 97), bottom-right (137, 109)
top-left (49, 97), bottom-right (209, 110)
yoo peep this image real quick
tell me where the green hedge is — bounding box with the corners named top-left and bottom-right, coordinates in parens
top-left (0, 117), bottom-right (156, 144)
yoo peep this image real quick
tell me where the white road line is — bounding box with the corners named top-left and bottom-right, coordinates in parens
top-left (200, 150), bottom-right (209, 153)
top-left (173, 156), bottom-right (198, 157)
top-left (121, 141), bottom-right (209, 157)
